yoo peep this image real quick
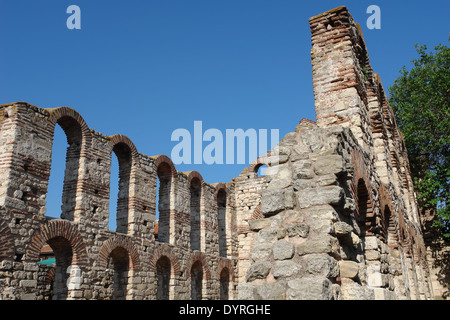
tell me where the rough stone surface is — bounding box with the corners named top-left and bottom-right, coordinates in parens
top-left (273, 239), bottom-right (295, 260)
top-left (339, 260), bottom-right (360, 279)
top-left (246, 262), bottom-right (272, 282)
top-left (287, 278), bottom-right (333, 300)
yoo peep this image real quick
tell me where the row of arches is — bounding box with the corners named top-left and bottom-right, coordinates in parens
top-left (19, 219), bottom-right (234, 300)
top-left (154, 160), bottom-right (230, 255)
top-left (45, 107), bottom-right (231, 256)
top-left (45, 107), bottom-right (139, 232)
top-left (350, 149), bottom-right (428, 268)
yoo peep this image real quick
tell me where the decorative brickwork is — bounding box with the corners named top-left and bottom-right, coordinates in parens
top-left (27, 219), bottom-right (88, 265)
top-left (97, 235), bottom-right (141, 271)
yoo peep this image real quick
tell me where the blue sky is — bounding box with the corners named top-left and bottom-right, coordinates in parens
top-left (1, 0), bottom-right (448, 228)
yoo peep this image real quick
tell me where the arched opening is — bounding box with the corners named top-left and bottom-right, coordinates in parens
top-left (106, 247), bottom-right (129, 300)
top-left (217, 189), bottom-right (227, 258)
top-left (190, 260), bottom-right (203, 300)
top-left (356, 179), bottom-right (373, 236)
top-left (46, 116), bottom-right (82, 221)
top-left (156, 162), bottom-right (172, 243)
top-left (190, 178), bottom-right (201, 251)
top-left (219, 267), bottom-right (230, 300)
top-left (46, 236), bottom-right (73, 300)
top-left (255, 163), bottom-right (267, 177)
top-left (383, 205), bottom-right (399, 248)
top-left (156, 256), bottom-right (171, 300)
top-left (109, 142), bottom-right (132, 234)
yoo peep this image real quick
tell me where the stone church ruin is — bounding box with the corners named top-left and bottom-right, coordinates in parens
top-left (0, 6), bottom-right (435, 300)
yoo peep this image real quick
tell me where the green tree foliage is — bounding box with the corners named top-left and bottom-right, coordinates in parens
top-left (389, 41), bottom-right (449, 236)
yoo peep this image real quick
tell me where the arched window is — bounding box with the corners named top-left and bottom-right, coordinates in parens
top-left (219, 267), bottom-right (230, 300)
top-left (106, 247), bottom-right (129, 300)
top-left (156, 256), bottom-right (171, 300)
top-left (255, 164), bottom-right (268, 177)
top-left (217, 188), bottom-right (227, 257)
top-left (356, 179), bottom-right (373, 236)
top-left (190, 177), bottom-right (201, 251)
top-left (110, 142), bottom-right (132, 234)
top-left (46, 116), bottom-right (82, 221)
top-left (45, 236), bottom-right (73, 300)
top-left (383, 205), bottom-right (399, 248)
top-left (190, 260), bottom-right (203, 300)
top-left (156, 162), bottom-right (172, 243)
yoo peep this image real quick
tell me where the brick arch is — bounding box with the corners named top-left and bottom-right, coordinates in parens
top-left (149, 243), bottom-right (181, 276)
top-left (350, 149), bottom-right (372, 198)
top-left (185, 251), bottom-right (211, 280)
top-left (249, 156), bottom-right (270, 174)
top-left (349, 149), bottom-right (376, 235)
top-left (46, 107), bottom-right (92, 222)
top-left (46, 106), bottom-right (92, 149)
top-left (97, 235), bottom-right (140, 271)
top-left (187, 171), bottom-right (203, 251)
top-left (152, 155), bottom-right (177, 178)
top-left (108, 134), bottom-right (139, 234)
top-left (214, 183), bottom-right (227, 201)
top-left (378, 185), bottom-right (399, 247)
top-left (217, 258), bottom-right (235, 282)
top-left (26, 219), bottom-right (88, 265)
top-left (108, 134), bottom-right (140, 166)
top-left (0, 220), bottom-right (14, 260)
top-left (185, 170), bottom-right (204, 185)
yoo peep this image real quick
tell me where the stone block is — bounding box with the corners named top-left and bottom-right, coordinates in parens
top-left (297, 186), bottom-right (344, 208)
top-left (245, 261), bottom-right (272, 282)
top-left (305, 254), bottom-right (338, 278)
top-left (273, 239), bottom-right (295, 260)
top-left (296, 236), bottom-right (339, 257)
top-left (20, 280), bottom-right (37, 288)
top-left (255, 281), bottom-right (287, 300)
top-left (250, 243), bottom-right (272, 262)
top-left (273, 260), bottom-right (301, 279)
top-left (313, 155), bottom-right (344, 176)
top-left (260, 189), bottom-right (294, 217)
top-left (339, 260), bottom-right (359, 279)
top-left (287, 278), bottom-right (332, 300)
top-left (334, 221), bottom-right (353, 240)
top-left (286, 222), bottom-right (310, 238)
top-left (261, 189), bottom-right (285, 216)
top-left (290, 145), bottom-right (310, 161)
top-left (237, 283), bottom-right (256, 300)
top-left (363, 236), bottom-right (379, 250)
top-left (248, 218), bottom-right (271, 232)
top-left (367, 272), bottom-right (384, 287)
top-left (365, 249), bottom-right (381, 261)
top-left (341, 281), bottom-right (368, 300)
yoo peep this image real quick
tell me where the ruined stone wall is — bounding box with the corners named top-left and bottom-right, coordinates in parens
top-left (0, 103), bottom-right (237, 300)
top-left (237, 120), bottom-right (431, 300)
top-left (235, 6), bottom-right (432, 300)
top-left (0, 6), bottom-right (433, 300)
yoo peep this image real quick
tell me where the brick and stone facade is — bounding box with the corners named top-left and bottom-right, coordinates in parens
top-left (0, 6), bottom-right (435, 300)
